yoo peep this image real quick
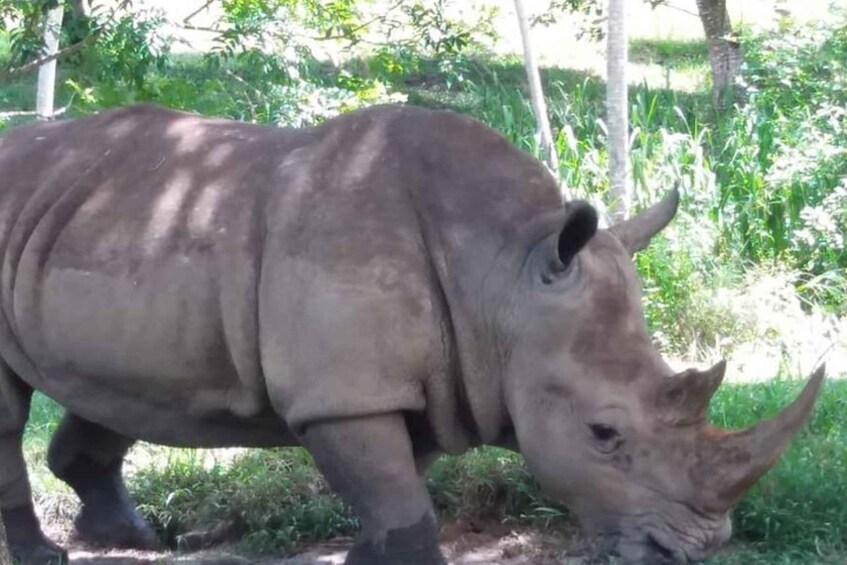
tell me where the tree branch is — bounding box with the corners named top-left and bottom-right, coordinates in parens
top-left (0, 104), bottom-right (70, 120)
top-left (0, 32), bottom-right (97, 82)
top-left (179, 23), bottom-right (221, 33)
top-left (182, 0), bottom-right (216, 25)
top-left (662, 2), bottom-right (700, 18)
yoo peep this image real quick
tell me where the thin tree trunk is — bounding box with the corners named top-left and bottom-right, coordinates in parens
top-left (0, 517), bottom-right (11, 565)
top-left (36, 4), bottom-right (65, 121)
top-left (606, 0), bottom-right (629, 221)
top-left (69, 0), bottom-right (92, 17)
top-left (696, 0), bottom-right (743, 109)
top-left (513, 0), bottom-right (569, 200)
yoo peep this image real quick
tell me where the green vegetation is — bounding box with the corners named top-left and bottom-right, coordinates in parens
top-left (710, 379), bottom-right (847, 558)
top-left (4, 1), bottom-right (847, 562)
top-left (629, 38), bottom-right (710, 70)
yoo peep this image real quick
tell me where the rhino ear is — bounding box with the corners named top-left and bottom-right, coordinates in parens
top-left (557, 201), bottom-right (598, 268)
top-left (610, 188), bottom-right (680, 255)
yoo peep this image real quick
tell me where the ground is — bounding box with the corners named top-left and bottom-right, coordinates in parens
top-left (60, 523), bottom-right (583, 565)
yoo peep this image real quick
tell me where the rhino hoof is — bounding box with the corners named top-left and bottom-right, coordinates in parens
top-left (74, 504), bottom-right (159, 550)
top-left (3, 505), bottom-right (68, 565)
top-left (10, 540), bottom-right (68, 565)
top-left (345, 515), bottom-right (447, 565)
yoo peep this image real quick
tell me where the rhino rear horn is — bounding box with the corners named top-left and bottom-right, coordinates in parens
top-left (557, 201), bottom-right (598, 268)
top-left (657, 360), bottom-right (726, 425)
top-left (611, 188), bottom-right (679, 254)
top-left (698, 365), bottom-right (826, 511)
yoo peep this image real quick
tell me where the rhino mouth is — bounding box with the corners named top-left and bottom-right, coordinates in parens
top-left (605, 531), bottom-right (690, 565)
top-left (644, 533), bottom-right (685, 564)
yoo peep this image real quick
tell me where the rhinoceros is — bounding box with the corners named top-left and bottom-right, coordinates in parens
top-left (0, 104), bottom-right (824, 564)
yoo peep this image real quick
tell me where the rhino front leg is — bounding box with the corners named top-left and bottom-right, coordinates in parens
top-left (0, 365), bottom-right (66, 564)
top-left (300, 413), bottom-right (446, 565)
top-left (47, 414), bottom-right (157, 550)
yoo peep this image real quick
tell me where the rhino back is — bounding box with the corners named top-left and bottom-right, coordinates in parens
top-left (0, 104), bottom-right (560, 450)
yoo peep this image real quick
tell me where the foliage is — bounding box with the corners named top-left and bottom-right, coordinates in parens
top-left (131, 448), bottom-right (356, 554)
top-left (193, 0), bottom-right (493, 124)
top-left (77, 3), bottom-right (172, 88)
top-left (412, 19), bottom-right (847, 318)
top-left (709, 378), bottom-right (847, 556)
top-left (532, 0), bottom-right (667, 39)
top-left (0, 0), bottom-right (173, 97)
top-left (0, 0), bottom-right (57, 69)
top-left (629, 37), bottom-right (710, 70)
top-left (713, 18), bottom-right (847, 299)
top-left (0, 1), bottom-right (493, 126)
top-left (366, 1), bottom-right (496, 88)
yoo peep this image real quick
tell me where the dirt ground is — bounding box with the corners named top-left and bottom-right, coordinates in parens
top-left (61, 521), bottom-right (588, 564)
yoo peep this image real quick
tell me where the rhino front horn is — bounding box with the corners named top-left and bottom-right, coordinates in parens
top-left (698, 365), bottom-right (826, 511)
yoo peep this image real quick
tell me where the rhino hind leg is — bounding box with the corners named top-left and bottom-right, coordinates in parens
top-left (46, 413), bottom-right (158, 550)
top-left (0, 364), bottom-right (67, 564)
top-left (300, 412), bottom-right (446, 565)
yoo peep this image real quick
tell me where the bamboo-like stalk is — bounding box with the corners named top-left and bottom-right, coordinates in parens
top-left (513, 0), bottom-right (570, 200)
top-left (36, 5), bottom-right (65, 121)
top-left (606, 0), bottom-right (630, 221)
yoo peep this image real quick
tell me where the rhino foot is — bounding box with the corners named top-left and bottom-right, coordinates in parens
top-left (74, 502), bottom-right (159, 550)
top-left (3, 505), bottom-right (68, 565)
top-left (9, 541), bottom-right (68, 565)
top-left (345, 515), bottom-right (447, 565)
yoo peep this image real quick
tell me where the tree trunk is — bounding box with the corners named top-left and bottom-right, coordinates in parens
top-left (513, 0), bottom-right (570, 200)
top-left (69, 0), bottom-right (92, 17)
top-left (606, 0), bottom-right (629, 221)
top-left (696, 0), bottom-right (743, 109)
top-left (36, 3), bottom-right (65, 121)
top-left (0, 517), bottom-right (11, 565)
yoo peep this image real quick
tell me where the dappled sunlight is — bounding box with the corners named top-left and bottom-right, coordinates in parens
top-left (202, 143), bottom-right (236, 168)
top-left (165, 118), bottom-right (210, 155)
top-left (143, 169), bottom-right (194, 256)
top-left (713, 270), bottom-right (847, 382)
top-left (662, 266), bottom-right (847, 383)
top-left (342, 122), bottom-right (389, 188)
top-left (187, 183), bottom-right (226, 236)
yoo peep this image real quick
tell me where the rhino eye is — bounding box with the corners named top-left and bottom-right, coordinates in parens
top-left (589, 423), bottom-right (618, 441)
top-left (588, 423), bottom-right (622, 452)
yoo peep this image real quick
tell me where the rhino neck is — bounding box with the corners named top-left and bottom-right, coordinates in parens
top-left (416, 203), bottom-right (565, 449)
top-left (381, 106), bottom-right (566, 448)
top-left (438, 211), bottom-right (567, 446)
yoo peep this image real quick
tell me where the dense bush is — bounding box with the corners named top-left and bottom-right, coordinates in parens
top-left (715, 19), bottom-right (847, 289)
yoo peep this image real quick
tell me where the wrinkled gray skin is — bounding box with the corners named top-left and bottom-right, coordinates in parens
top-left (0, 105), bottom-right (823, 565)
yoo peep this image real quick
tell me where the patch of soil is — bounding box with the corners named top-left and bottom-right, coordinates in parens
top-left (60, 519), bottom-right (591, 564)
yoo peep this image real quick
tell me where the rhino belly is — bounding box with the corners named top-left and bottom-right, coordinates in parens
top-left (6, 242), bottom-right (277, 446)
top-left (7, 257), bottom-right (284, 446)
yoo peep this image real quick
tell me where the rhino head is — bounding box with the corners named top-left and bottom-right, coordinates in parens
top-left (503, 191), bottom-right (824, 564)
